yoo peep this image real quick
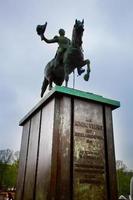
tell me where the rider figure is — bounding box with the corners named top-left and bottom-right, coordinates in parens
top-left (41, 28), bottom-right (70, 67)
top-left (40, 28), bottom-right (85, 75)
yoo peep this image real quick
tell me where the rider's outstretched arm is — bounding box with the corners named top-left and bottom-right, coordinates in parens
top-left (41, 35), bottom-right (58, 44)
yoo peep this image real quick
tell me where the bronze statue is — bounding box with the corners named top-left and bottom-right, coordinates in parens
top-left (36, 20), bottom-right (91, 97)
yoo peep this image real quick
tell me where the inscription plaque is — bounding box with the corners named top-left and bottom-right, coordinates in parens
top-left (73, 100), bottom-right (107, 200)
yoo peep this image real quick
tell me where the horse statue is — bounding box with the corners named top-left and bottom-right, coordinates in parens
top-left (37, 19), bottom-right (91, 97)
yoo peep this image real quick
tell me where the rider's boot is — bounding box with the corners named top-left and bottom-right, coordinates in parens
top-left (77, 68), bottom-right (85, 75)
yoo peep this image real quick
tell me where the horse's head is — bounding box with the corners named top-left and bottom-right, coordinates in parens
top-left (74, 19), bottom-right (84, 34)
top-left (72, 19), bottom-right (84, 47)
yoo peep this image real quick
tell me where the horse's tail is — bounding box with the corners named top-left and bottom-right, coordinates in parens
top-left (41, 77), bottom-right (49, 97)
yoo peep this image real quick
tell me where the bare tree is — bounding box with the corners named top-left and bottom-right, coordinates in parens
top-left (0, 149), bottom-right (13, 188)
top-left (116, 160), bottom-right (127, 171)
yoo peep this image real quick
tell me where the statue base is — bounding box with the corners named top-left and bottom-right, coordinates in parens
top-left (16, 86), bottom-right (120, 200)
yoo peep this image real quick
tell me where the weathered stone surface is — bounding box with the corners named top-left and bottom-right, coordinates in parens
top-left (16, 86), bottom-right (120, 200)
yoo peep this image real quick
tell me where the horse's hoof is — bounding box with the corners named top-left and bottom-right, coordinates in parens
top-left (40, 91), bottom-right (43, 98)
top-left (49, 86), bottom-right (52, 90)
top-left (84, 73), bottom-right (90, 81)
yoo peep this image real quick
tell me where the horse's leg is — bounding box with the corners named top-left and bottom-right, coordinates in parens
top-left (64, 64), bottom-right (69, 87)
top-left (65, 74), bottom-right (69, 87)
top-left (48, 79), bottom-right (53, 90)
top-left (41, 77), bottom-right (49, 97)
top-left (79, 59), bottom-right (91, 81)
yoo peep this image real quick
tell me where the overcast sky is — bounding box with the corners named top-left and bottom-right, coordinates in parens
top-left (0, 0), bottom-right (133, 169)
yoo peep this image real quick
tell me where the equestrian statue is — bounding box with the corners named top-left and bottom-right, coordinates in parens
top-left (36, 19), bottom-right (91, 97)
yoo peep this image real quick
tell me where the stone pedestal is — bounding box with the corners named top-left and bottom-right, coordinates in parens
top-left (16, 86), bottom-right (120, 200)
